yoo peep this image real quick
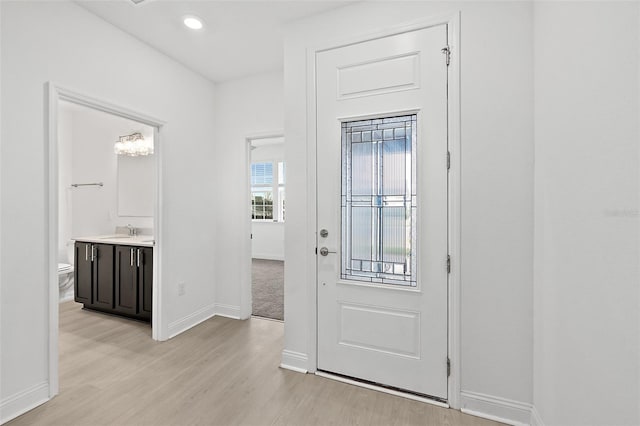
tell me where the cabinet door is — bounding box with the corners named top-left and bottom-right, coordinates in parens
top-left (74, 242), bottom-right (92, 304)
top-left (137, 247), bottom-right (153, 320)
top-left (92, 244), bottom-right (114, 309)
top-left (115, 245), bottom-right (137, 316)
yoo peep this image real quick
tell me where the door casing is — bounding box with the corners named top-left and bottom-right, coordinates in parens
top-left (46, 83), bottom-right (166, 398)
top-left (303, 12), bottom-right (462, 408)
top-left (243, 131), bottom-right (286, 320)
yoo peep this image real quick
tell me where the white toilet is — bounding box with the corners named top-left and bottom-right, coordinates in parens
top-left (58, 241), bottom-right (75, 303)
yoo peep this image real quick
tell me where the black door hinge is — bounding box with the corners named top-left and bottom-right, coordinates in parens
top-left (446, 255), bottom-right (451, 274)
top-left (447, 357), bottom-right (451, 377)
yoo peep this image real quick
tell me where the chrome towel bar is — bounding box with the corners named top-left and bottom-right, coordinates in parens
top-left (71, 182), bottom-right (103, 188)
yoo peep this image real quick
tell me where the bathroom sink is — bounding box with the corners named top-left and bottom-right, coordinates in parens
top-left (75, 235), bottom-right (154, 246)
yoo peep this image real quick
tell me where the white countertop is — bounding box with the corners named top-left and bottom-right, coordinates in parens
top-left (74, 234), bottom-right (155, 247)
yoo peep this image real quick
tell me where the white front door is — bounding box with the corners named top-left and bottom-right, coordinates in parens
top-left (316, 24), bottom-right (449, 399)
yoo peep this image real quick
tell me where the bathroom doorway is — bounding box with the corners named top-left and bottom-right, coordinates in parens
top-left (57, 100), bottom-right (156, 304)
top-left (47, 84), bottom-right (165, 396)
top-left (248, 135), bottom-right (285, 321)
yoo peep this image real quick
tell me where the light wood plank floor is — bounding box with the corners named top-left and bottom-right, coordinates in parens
top-left (9, 302), bottom-right (502, 426)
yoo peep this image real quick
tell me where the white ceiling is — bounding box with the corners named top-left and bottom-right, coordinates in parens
top-left (75, 0), bottom-right (353, 83)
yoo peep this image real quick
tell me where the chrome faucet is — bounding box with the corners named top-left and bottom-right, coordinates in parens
top-left (127, 224), bottom-right (137, 236)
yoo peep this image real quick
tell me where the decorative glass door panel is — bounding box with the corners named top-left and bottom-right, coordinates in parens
top-left (341, 114), bottom-right (417, 286)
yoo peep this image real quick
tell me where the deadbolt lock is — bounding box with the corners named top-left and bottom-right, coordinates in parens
top-left (320, 229), bottom-right (329, 238)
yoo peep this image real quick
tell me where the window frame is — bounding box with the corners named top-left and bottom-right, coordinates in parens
top-left (251, 160), bottom-right (285, 222)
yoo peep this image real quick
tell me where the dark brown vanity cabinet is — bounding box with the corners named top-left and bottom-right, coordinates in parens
top-left (74, 242), bottom-right (93, 305)
top-left (74, 241), bottom-right (152, 321)
top-left (93, 244), bottom-right (115, 309)
top-left (114, 245), bottom-right (152, 320)
top-left (74, 242), bottom-right (114, 310)
top-left (138, 247), bottom-right (153, 320)
top-left (115, 246), bottom-right (138, 316)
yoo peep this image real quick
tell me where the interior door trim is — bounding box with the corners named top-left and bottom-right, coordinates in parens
top-left (45, 82), bottom-right (166, 400)
top-left (304, 11), bottom-right (462, 408)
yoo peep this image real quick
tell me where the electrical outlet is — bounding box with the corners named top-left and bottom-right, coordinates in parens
top-left (178, 282), bottom-right (186, 296)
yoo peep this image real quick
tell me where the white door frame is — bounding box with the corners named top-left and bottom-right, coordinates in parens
top-left (303, 12), bottom-right (462, 408)
top-left (46, 82), bottom-right (166, 397)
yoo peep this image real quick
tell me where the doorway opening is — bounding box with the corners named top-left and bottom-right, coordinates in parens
top-left (57, 100), bottom-right (155, 318)
top-left (248, 135), bottom-right (285, 321)
top-left (47, 83), bottom-right (165, 397)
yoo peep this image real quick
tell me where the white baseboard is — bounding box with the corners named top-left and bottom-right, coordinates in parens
top-left (213, 303), bottom-right (241, 319)
top-left (0, 381), bottom-right (49, 425)
top-left (530, 405), bottom-right (545, 426)
top-left (167, 303), bottom-right (216, 339)
top-left (461, 391), bottom-right (533, 426)
top-left (252, 254), bottom-right (285, 261)
top-left (280, 349), bottom-right (308, 373)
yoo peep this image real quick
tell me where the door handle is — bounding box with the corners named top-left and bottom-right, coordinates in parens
top-left (91, 245), bottom-right (96, 262)
top-left (319, 247), bottom-right (336, 256)
top-left (137, 249), bottom-right (141, 268)
top-left (130, 248), bottom-right (134, 267)
top-left (85, 244), bottom-right (89, 261)
top-left (131, 249), bottom-right (135, 290)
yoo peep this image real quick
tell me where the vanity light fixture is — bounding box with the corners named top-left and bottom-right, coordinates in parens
top-left (114, 132), bottom-right (154, 156)
top-left (183, 15), bottom-right (204, 30)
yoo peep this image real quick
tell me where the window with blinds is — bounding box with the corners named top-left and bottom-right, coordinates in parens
top-left (251, 161), bottom-right (285, 222)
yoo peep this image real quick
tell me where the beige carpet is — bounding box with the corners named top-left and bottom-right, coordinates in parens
top-left (252, 259), bottom-right (284, 320)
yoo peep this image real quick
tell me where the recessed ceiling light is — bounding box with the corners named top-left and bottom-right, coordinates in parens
top-left (183, 16), bottom-right (204, 30)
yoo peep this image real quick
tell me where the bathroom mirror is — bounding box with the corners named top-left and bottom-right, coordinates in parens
top-left (117, 154), bottom-right (154, 217)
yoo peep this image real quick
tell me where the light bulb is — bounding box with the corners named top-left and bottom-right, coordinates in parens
top-left (183, 16), bottom-right (203, 30)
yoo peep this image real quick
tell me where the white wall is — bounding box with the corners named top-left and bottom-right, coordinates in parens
top-left (213, 71), bottom-right (284, 319)
top-left (0, 1), bottom-right (218, 422)
top-left (251, 143), bottom-right (285, 260)
top-left (62, 104), bottom-right (154, 242)
top-left (57, 104), bottom-right (75, 303)
top-left (283, 1), bottom-right (534, 419)
top-left (58, 106), bottom-right (74, 263)
top-left (533, 2), bottom-right (640, 425)
top-left (251, 222), bottom-right (284, 260)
